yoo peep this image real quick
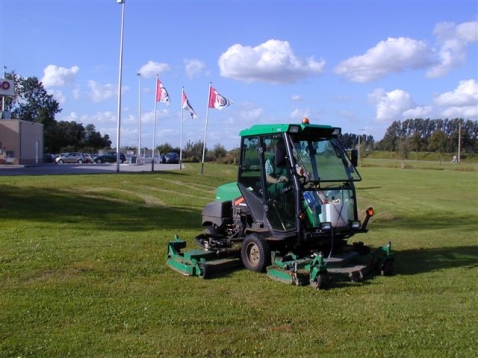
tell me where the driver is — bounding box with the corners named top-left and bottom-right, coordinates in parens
top-left (265, 139), bottom-right (289, 196)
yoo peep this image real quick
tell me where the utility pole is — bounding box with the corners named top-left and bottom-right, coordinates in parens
top-left (457, 123), bottom-right (461, 162)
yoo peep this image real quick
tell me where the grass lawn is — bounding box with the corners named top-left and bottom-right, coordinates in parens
top-left (0, 163), bottom-right (477, 357)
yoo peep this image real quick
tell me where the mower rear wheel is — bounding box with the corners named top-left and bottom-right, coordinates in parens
top-left (241, 234), bottom-right (271, 272)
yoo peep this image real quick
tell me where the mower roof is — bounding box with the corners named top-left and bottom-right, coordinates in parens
top-left (239, 122), bottom-right (341, 137)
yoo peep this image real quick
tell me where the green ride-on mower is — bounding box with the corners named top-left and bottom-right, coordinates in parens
top-left (167, 119), bottom-right (394, 289)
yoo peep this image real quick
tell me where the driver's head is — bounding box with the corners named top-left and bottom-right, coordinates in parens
top-left (275, 139), bottom-right (287, 167)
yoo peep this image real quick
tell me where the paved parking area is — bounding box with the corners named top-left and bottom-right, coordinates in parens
top-left (0, 163), bottom-right (182, 176)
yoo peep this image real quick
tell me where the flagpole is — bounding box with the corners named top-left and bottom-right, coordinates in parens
top-left (115, 0), bottom-right (125, 174)
top-left (201, 82), bottom-right (212, 175)
top-left (152, 74), bottom-right (158, 172)
top-left (137, 72), bottom-right (141, 164)
top-left (180, 87), bottom-right (184, 170)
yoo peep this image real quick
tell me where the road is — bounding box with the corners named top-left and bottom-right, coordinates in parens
top-left (0, 163), bottom-right (182, 176)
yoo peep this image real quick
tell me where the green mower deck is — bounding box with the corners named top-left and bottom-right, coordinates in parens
top-left (166, 236), bottom-right (242, 279)
top-left (167, 236), bottom-right (394, 288)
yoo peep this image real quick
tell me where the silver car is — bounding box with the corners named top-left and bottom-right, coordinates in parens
top-left (55, 152), bottom-right (87, 164)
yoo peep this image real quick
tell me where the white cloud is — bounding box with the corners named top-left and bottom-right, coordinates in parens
top-left (289, 108), bottom-right (312, 120)
top-left (434, 79), bottom-right (478, 107)
top-left (240, 106), bottom-right (263, 121)
top-left (138, 61), bottom-right (171, 79)
top-left (427, 20), bottom-right (478, 78)
top-left (87, 80), bottom-right (118, 103)
top-left (61, 111), bottom-right (116, 125)
top-left (72, 85), bottom-right (81, 100)
top-left (335, 37), bottom-right (433, 83)
top-left (41, 65), bottom-right (79, 88)
top-left (369, 88), bottom-right (417, 122)
top-left (49, 89), bottom-right (66, 104)
top-left (291, 95), bottom-right (302, 101)
top-left (434, 79), bottom-right (478, 119)
top-left (218, 39), bottom-right (325, 83)
top-left (184, 58), bottom-right (206, 78)
top-left (402, 106), bottom-right (433, 118)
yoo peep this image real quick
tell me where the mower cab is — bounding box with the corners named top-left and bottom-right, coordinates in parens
top-left (167, 119), bottom-right (393, 288)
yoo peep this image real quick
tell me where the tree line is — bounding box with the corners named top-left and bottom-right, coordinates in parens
top-left (3, 71), bottom-right (477, 158)
top-left (374, 118), bottom-right (477, 154)
top-left (3, 71), bottom-right (111, 153)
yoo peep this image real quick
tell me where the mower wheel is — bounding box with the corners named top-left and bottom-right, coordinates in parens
top-left (311, 274), bottom-right (327, 290)
top-left (198, 263), bottom-right (209, 279)
top-left (381, 259), bottom-right (394, 276)
top-left (241, 234), bottom-right (271, 272)
top-left (204, 226), bottom-right (217, 235)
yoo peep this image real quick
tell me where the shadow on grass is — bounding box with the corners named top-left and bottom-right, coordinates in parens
top-left (0, 183), bottom-right (202, 232)
top-left (393, 245), bottom-right (478, 276)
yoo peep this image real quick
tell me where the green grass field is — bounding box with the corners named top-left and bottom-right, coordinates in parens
top-left (1, 163), bottom-right (477, 357)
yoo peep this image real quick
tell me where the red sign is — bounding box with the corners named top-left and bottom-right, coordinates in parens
top-left (0, 79), bottom-right (14, 96)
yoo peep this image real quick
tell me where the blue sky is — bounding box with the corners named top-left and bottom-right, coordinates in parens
top-left (1, 0), bottom-right (477, 151)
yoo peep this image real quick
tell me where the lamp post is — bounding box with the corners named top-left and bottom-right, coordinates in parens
top-left (1, 66), bottom-right (6, 112)
top-left (115, 0), bottom-right (125, 173)
top-left (137, 72), bottom-right (141, 163)
top-left (457, 122), bottom-right (461, 163)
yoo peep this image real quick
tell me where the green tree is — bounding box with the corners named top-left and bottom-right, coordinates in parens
top-left (428, 129), bottom-right (447, 162)
top-left (157, 143), bottom-right (175, 155)
top-left (4, 70), bottom-right (112, 154)
top-left (85, 124), bottom-right (109, 151)
top-left (4, 72), bottom-right (62, 152)
top-left (183, 140), bottom-right (204, 162)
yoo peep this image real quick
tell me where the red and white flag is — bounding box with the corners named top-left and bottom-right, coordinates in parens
top-left (208, 86), bottom-right (233, 110)
top-left (182, 91), bottom-right (198, 119)
top-left (156, 79), bottom-right (170, 106)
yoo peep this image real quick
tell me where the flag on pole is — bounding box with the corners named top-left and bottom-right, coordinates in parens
top-left (156, 78), bottom-right (170, 106)
top-left (182, 91), bottom-right (198, 119)
top-left (208, 86), bottom-right (233, 110)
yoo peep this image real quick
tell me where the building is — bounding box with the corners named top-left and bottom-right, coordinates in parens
top-left (0, 119), bottom-right (44, 165)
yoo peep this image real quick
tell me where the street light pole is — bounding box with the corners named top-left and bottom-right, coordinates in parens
top-left (115, 0), bottom-right (125, 173)
top-left (137, 72), bottom-right (141, 163)
top-left (1, 66), bottom-right (6, 112)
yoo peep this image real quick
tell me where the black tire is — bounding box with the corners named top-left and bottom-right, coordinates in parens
top-left (204, 225), bottom-right (218, 236)
top-left (77, 159), bottom-right (83, 164)
top-left (381, 260), bottom-right (394, 276)
top-left (241, 234), bottom-right (271, 272)
top-left (311, 274), bottom-right (327, 289)
top-left (96, 159), bottom-right (102, 164)
top-left (198, 263), bottom-right (209, 279)
top-left (58, 159), bottom-right (64, 164)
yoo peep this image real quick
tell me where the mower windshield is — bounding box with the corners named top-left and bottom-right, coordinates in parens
top-left (290, 136), bottom-right (361, 183)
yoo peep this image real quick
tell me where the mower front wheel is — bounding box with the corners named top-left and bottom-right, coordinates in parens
top-left (241, 234), bottom-right (271, 272)
top-left (198, 262), bottom-right (209, 279)
top-left (380, 259), bottom-right (394, 276)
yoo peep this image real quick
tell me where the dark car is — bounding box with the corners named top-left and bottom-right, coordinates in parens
top-left (94, 152), bottom-right (126, 164)
top-left (162, 152), bottom-right (179, 164)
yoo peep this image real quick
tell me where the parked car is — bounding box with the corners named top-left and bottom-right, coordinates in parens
top-left (55, 152), bottom-right (87, 164)
top-left (93, 152), bottom-right (126, 164)
top-left (43, 153), bottom-right (56, 163)
top-left (82, 153), bottom-right (94, 163)
top-left (161, 152), bottom-right (179, 164)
